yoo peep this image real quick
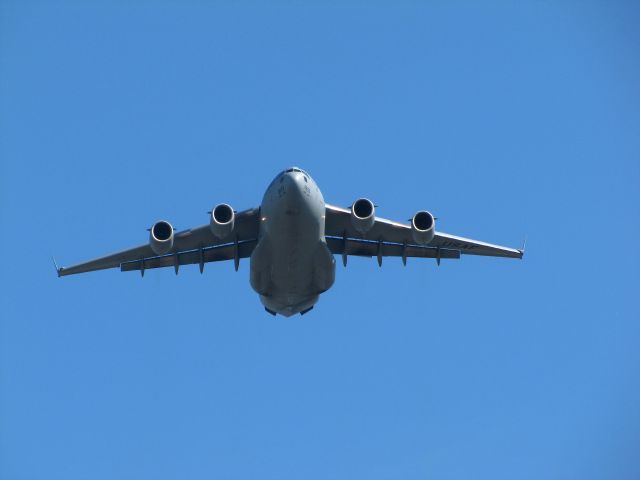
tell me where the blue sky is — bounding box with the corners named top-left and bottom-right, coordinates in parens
top-left (1, 2), bottom-right (639, 479)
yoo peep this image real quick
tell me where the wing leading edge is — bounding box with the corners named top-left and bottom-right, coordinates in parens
top-left (324, 204), bottom-right (523, 260)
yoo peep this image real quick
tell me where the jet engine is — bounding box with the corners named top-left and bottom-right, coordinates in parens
top-left (209, 203), bottom-right (235, 239)
top-left (351, 198), bottom-right (375, 234)
top-left (411, 211), bottom-right (435, 244)
top-left (149, 220), bottom-right (174, 255)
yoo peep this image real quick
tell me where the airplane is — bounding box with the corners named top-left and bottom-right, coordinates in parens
top-left (56, 167), bottom-right (524, 316)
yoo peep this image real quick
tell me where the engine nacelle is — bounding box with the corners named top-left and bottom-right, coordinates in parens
top-left (210, 203), bottom-right (235, 239)
top-left (411, 211), bottom-right (436, 244)
top-left (351, 198), bottom-right (375, 234)
top-left (149, 220), bottom-right (174, 255)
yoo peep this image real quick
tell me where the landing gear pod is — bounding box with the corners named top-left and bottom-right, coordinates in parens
top-left (209, 203), bottom-right (235, 239)
top-left (411, 211), bottom-right (435, 244)
top-left (149, 220), bottom-right (174, 255)
top-left (350, 198), bottom-right (375, 234)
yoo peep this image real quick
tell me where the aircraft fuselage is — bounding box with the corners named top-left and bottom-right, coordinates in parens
top-left (250, 168), bottom-right (335, 316)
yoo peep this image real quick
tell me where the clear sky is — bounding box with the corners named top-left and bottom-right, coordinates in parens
top-left (1, 2), bottom-right (639, 479)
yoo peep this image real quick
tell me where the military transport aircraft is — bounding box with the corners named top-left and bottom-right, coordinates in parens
top-left (56, 167), bottom-right (523, 316)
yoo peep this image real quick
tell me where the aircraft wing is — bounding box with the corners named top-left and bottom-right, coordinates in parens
top-left (324, 204), bottom-right (523, 262)
top-left (57, 208), bottom-right (261, 276)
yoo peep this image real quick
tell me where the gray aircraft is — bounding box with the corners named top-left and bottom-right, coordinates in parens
top-left (56, 167), bottom-right (523, 316)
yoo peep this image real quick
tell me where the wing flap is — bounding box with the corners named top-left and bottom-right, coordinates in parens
top-left (325, 237), bottom-right (460, 260)
top-left (58, 245), bottom-right (154, 276)
top-left (120, 240), bottom-right (257, 272)
top-left (429, 232), bottom-right (522, 258)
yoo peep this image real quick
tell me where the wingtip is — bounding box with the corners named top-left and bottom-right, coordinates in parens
top-left (518, 236), bottom-right (527, 259)
top-left (52, 256), bottom-right (63, 277)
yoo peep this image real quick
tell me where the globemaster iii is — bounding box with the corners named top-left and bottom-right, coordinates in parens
top-left (56, 167), bottom-right (524, 316)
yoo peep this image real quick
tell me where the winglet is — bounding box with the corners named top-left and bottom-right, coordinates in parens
top-left (52, 256), bottom-right (63, 277)
top-left (518, 236), bottom-right (527, 259)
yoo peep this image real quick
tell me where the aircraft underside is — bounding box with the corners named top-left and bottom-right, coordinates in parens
top-left (55, 167), bottom-right (523, 316)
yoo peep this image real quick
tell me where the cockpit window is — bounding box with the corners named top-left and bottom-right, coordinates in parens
top-left (284, 167), bottom-right (307, 175)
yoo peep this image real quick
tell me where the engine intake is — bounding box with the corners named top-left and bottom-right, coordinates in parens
top-left (351, 198), bottom-right (375, 234)
top-left (150, 220), bottom-right (174, 255)
top-left (411, 211), bottom-right (435, 244)
top-left (210, 203), bottom-right (235, 239)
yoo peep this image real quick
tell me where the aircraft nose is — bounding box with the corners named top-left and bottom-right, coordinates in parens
top-left (283, 172), bottom-right (305, 198)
